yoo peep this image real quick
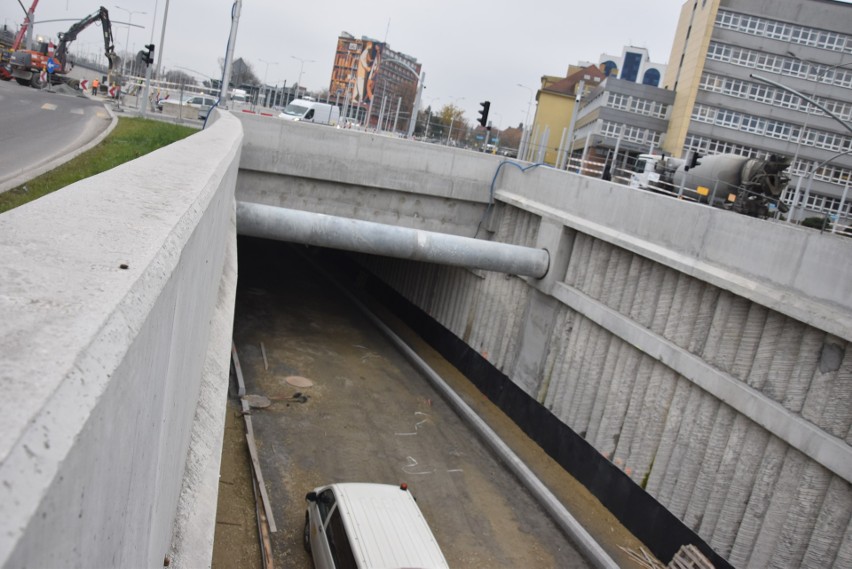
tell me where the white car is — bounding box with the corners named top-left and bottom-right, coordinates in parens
top-left (303, 482), bottom-right (449, 569)
top-left (157, 94), bottom-right (217, 113)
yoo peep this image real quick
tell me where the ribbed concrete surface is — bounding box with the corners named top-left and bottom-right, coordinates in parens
top-left (355, 211), bottom-right (852, 569)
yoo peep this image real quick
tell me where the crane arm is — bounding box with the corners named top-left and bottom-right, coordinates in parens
top-left (54, 6), bottom-right (119, 71)
top-left (11, 0), bottom-right (39, 50)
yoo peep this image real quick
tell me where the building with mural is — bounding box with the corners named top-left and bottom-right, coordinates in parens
top-left (663, 0), bottom-right (852, 223)
top-left (330, 32), bottom-right (421, 130)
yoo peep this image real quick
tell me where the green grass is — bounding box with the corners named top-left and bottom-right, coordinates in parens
top-left (0, 117), bottom-right (196, 213)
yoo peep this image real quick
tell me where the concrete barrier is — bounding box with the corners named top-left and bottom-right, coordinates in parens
top-left (0, 110), bottom-right (242, 568)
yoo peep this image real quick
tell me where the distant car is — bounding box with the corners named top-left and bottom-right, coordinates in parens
top-left (303, 482), bottom-right (449, 569)
top-left (158, 94), bottom-right (217, 115)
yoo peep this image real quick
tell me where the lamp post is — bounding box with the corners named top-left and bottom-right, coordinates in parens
top-left (259, 58), bottom-right (278, 108)
top-left (424, 97), bottom-right (440, 139)
top-left (751, 55), bottom-right (852, 221)
top-left (445, 96), bottom-right (464, 145)
top-left (114, 6), bottom-right (146, 77)
top-left (291, 55), bottom-right (315, 93)
top-left (517, 83), bottom-right (534, 160)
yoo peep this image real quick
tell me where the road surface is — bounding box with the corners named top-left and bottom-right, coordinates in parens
top-left (0, 79), bottom-right (111, 192)
top-left (222, 237), bottom-right (634, 568)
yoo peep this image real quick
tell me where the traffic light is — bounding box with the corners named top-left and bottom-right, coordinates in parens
top-left (142, 44), bottom-right (155, 66)
top-left (477, 100), bottom-right (490, 128)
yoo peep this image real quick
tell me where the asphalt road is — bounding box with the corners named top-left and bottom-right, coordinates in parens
top-left (230, 238), bottom-right (597, 569)
top-left (0, 79), bottom-right (112, 192)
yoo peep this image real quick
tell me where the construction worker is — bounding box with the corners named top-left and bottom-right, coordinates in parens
top-left (92, 78), bottom-right (99, 95)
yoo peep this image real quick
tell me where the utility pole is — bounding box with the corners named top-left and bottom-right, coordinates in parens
top-left (219, 0), bottom-right (243, 108)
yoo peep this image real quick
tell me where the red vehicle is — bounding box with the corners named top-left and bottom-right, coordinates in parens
top-left (0, 0), bottom-right (39, 81)
top-left (7, 5), bottom-right (119, 87)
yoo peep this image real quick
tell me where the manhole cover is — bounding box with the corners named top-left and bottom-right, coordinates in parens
top-left (285, 375), bottom-right (314, 388)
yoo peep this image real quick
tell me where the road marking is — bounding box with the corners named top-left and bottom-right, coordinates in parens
top-left (41, 103), bottom-right (57, 110)
top-left (394, 412), bottom-right (431, 436)
top-left (70, 108), bottom-right (84, 115)
top-left (402, 456), bottom-right (434, 475)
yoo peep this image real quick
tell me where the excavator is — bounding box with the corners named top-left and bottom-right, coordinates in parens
top-left (6, 5), bottom-right (119, 88)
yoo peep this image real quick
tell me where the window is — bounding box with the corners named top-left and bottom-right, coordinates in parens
top-left (715, 9), bottom-right (851, 54)
top-left (317, 489), bottom-right (336, 523)
top-left (716, 109), bottom-right (741, 128)
top-left (326, 508), bottom-right (358, 569)
top-left (642, 68), bottom-right (661, 87)
top-left (741, 116), bottom-right (765, 134)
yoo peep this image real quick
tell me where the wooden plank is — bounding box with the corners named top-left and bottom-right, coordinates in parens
top-left (253, 477), bottom-right (275, 569)
top-left (231, 341), bottom-right (246, 397)
top-left (246, 433), bottom-right (277, 533)
top-left (261, 341), bottom-right (269, 371)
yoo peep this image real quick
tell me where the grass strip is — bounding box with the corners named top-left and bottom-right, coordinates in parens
top-left (0, 116), bottom-right (196, 214)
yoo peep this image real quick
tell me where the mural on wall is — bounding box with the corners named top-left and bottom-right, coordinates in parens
top-left (355, 41), bottom-right (382, 104)
top-left (330, 38), bottom-right (384, 104)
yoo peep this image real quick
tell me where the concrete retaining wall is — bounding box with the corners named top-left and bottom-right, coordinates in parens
top-left (356, 176), bottom-right (852, 568)
top-left (234, 118), bottom-right (852, 568)
top-left (0, 111), bottom-right (242, 568)
top-left (236, 113), bottom-right (503, 237)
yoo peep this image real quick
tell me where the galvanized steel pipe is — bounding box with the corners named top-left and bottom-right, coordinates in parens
top-left (237, 201), bottom-right (550, 278)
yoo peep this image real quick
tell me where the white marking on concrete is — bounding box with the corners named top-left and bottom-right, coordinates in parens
top-left (41, 103), bottom-right (57, 110)
top-left (402, 456), bottom-right (434, 475)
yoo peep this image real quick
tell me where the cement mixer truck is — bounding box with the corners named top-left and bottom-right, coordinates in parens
top-left (629, 153), bottom-right (791, 218)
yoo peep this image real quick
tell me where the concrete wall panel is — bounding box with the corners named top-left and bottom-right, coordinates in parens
top-left (0, 112), bottom-right (242, 567)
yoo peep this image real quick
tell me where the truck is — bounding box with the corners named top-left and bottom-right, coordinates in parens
top-left (8, 5), bottom-right (119, 88)
top-left (0, 0), bottom-right (39, 82)
top-left (278, 99), bottom-right (340, 126)
top-left (629, 152), bottom-right (790, 218)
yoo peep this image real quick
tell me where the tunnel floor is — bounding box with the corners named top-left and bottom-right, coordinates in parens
top-left (212, 237), bottom-right (652, 568)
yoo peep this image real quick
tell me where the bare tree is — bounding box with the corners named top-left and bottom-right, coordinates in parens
top-left (163, 69), bottom-right (197, 87)
top-left (218, 57), bottom-right (259, 87)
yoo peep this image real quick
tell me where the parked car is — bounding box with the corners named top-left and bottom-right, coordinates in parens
top-left (157, 94), bottom-right (217, 114)
top-left (303, 482), bottom-right (449, 569)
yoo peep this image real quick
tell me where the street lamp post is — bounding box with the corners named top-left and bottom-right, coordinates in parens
top-left (445, 96), bottom-right (464, 145)
top-left (114, 6), bottom-right (146, 77)
top-left (751, 55), bottom-right (852, 221)
top-left (259, 58), bottom-right (278, 108)
top-left (291, 55), bottom-right (315, 94)
top-left (517, 83), bottom-right (534, 160)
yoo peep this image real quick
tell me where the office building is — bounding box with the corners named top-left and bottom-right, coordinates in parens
top-left (663, 0), bottom-right (852, 222)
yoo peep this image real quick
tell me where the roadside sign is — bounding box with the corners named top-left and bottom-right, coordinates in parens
top-left (475, 135), bottom-right (484, 140)
top-left (80, 79), bottom-right (88, 91)
top-left (46, 58), bottom-right (57, 74)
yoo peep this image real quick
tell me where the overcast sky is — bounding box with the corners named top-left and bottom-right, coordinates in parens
top-left (3, 0), bottom-right (693, 126)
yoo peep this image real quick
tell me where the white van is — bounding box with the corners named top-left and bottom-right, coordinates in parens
top-left (303, 482), bottom-right (449, 569)
top-left (279, 99), bottom-right (341, 125)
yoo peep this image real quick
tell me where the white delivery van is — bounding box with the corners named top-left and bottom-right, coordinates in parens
top-left (279, 99), bottom-right (341, 125)
top-left (303, 482), bottom-right (449, 569)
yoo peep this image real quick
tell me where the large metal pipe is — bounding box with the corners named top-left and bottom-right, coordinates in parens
top-left (237, 201), bottom-right (550, 279)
